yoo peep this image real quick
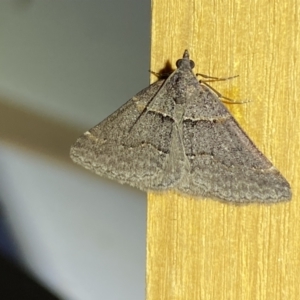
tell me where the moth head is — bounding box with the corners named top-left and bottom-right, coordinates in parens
top-left (176, 50), bottom-right (195, 69)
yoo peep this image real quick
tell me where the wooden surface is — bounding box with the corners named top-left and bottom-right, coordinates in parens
top-left (147, 1), bottom-right (299, 299)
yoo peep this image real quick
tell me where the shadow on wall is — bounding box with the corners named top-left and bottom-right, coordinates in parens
top-left (0, 96), bottom-right (84, 164)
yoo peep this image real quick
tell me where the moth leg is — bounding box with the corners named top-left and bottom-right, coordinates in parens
top-left (200, 81), bottom-right (250, 104)
top-left (196, 73), bottom-right (239, 82)
top-left (149, 70), bottom-right (173, 79)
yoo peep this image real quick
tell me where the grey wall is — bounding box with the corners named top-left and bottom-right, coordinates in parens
top-left (0, 1), bottom-right (150, 299)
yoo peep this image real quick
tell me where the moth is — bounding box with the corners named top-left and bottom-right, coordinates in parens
top-left (70, 50), bottom-right (291, 203)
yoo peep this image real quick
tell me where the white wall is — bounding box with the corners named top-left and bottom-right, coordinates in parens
top-left (0, 1), bottom-right (150, 299)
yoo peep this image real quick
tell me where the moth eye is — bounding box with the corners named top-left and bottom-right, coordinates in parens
top-left (176, 59), bottom-right (182, 68)
top-left (175, 59), bottom-right (195, 69)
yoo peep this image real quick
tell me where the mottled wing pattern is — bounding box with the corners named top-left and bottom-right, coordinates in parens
top-left (178, 82), bottom-right (291, 202)
top-left (71, 79), bottom-right (185, 190)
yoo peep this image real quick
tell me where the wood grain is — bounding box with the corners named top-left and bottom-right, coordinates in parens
top-left (147, 1), bottom-right (299, 299)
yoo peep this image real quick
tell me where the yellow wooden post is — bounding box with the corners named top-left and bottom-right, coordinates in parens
top-left (147, 1), bottom-right (299, 299)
